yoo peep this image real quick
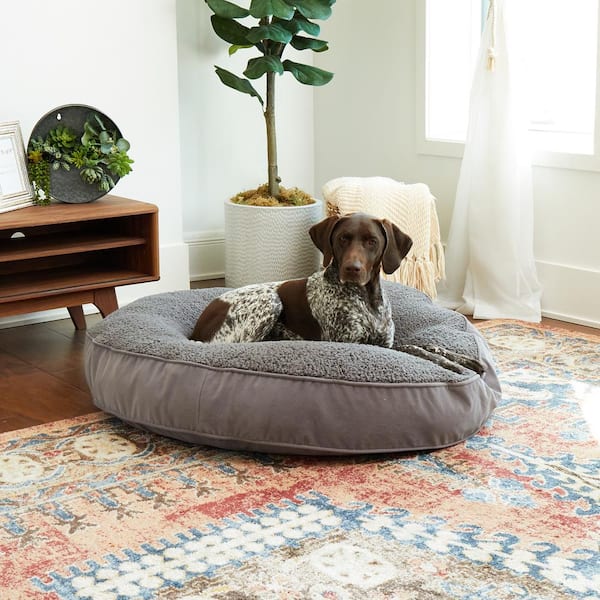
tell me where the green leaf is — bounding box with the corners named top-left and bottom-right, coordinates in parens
top-left (244, 56), bottom-right (284, 79)
top-left (282, 59), bottom-right (334, 85)
top-left (247, 23), bottom-right (293, 44)
top-left (294, 12), bottom-right (322, 34)
top-left (84, 121), bottom-right (98, 137)
top-left (284, 0), bottom-right (333, 20)
top-left (275, 17), bottom-right (300, 35)
top-left (278, 13), bottom-right (320, 36)
top-left (290, 35), bottom-right (328, 51)
top-left (81, 130), bottom-right (92, 147)
top-left (205, 0), bottom-right (249, 18)
top-left (93, 114), bottom-right (106, 131)
top-left (215, 66), bottom-right (264, 105)
top-left (229, 44), bottom-right (253, 56)
top-left (116, 138), bottom-right (130, 152)
top-left (210, 15), bottom-right (251, 45)
top-left (249, 0), bottom-right (295, 19)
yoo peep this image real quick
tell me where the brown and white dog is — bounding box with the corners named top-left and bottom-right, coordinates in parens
top-left (190, 213), bottom-right (485, 375)
top-left (191, 213), bottom-right (410, 346)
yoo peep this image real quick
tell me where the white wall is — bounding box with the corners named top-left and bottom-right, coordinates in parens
top-left (177, 0), bottom-right (316, 280)
top-left (0, 0), bottom-right (190, 327)
top-left (314, 0), bottom-right (600, 327)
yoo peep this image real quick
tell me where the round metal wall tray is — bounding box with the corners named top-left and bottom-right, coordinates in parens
top-left (29, 104), bottom-right (123, 204)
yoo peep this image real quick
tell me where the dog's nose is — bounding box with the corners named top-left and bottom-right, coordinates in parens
top-left (343, 261), bottom-right (362, 274)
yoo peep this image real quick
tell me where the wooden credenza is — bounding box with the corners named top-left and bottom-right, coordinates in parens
top-left (0, 195), bottom-right (159, 329)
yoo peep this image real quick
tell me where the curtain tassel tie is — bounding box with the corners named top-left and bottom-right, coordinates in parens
top-left (487, 47), bottom-right (496, 71)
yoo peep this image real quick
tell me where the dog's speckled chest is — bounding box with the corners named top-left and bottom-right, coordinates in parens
top-left (306, 270), bottom-right (394, 347)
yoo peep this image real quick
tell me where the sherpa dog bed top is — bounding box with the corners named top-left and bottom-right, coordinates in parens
top-left (84, 284), bottom-right (501, 455)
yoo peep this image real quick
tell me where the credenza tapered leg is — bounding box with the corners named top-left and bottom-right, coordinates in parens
top-left (67, 305), bottom-right (87, 330)
top-left (94, 287), bottom-right (119, 318)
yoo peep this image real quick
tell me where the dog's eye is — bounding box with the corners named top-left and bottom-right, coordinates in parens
top-left (339, 234), bottom-right (351, 243)
top-left (366, 238), bottom-right (378, 247)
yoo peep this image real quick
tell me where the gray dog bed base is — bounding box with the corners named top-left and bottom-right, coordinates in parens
top-left (85, 283), bottom-right (501, 455)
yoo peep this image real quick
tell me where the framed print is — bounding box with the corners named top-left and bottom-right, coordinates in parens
top-left (0, 121), bottom-right (34, 210)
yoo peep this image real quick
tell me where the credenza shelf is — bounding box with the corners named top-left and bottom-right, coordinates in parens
top-left (0, 195), bottom-right (160, 329)
top-left (0, 233), bottom-right (147, 263)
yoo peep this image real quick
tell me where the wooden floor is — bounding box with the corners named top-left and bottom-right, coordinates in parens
top-left (0, 280), bottom-right (596, 434)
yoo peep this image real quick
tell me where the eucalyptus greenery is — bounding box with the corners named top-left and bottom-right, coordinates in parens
top-left (27, 114), bottom-right (133, 204)
top-left (205, 0), bottom-right (335, 198)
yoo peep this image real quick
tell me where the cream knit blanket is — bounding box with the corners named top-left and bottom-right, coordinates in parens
top-left (322, 176), bottom-right (445, 298)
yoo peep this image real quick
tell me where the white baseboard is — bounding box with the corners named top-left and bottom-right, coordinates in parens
top-left (0, 242), bottom-right (191, 330)
top-left (186, 230), bottom-right (225, 281)
top-left (541, 310), bottom-right (599, 330)
top-left (537, 260), bottom-right (600, 329)
top-left (0, 305), bottom-right (100, 330)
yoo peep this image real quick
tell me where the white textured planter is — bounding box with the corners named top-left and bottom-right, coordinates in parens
top-left (225, 199), bottom-right (323, 288)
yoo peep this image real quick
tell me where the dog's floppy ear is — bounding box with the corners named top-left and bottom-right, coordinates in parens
top-left (309, 216), bottom-right (340, 267)
top-left (379, 219), bottom-right (413, 274)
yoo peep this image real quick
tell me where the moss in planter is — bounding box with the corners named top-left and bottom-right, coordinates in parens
top-left (231, 184), bottom-right (315, 207)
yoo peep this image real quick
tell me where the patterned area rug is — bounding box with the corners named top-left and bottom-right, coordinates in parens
top-left (0, 321), bottom-right (598, 599)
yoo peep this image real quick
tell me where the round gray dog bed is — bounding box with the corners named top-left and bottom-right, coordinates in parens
top-left (84, 283), bottom-right (501, 455)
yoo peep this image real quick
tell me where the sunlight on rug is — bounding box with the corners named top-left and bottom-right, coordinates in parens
top-left (0, 321), bottom-right (598, 599)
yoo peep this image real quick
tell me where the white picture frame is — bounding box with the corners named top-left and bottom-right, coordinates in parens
top-left (0, 121), bottom-right (34, 210)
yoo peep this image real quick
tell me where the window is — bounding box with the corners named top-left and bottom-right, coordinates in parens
top-left (424, 0), bottom-right (481, 144)
top-left (419, 0), bottom-right (600, 168)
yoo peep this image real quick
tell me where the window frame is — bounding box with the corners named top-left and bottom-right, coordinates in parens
top-left (416, 0), bottom-right (600, 172)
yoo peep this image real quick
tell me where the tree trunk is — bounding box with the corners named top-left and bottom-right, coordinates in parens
top-left (265, 71), bottom-right (280, 198)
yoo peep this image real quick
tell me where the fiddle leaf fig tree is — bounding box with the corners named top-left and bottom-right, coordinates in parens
top-left (205, 0), bottom-right (335, 200)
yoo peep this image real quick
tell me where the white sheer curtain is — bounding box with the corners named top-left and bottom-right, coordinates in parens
top-left (438, 0), bottom-right (542, 322)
